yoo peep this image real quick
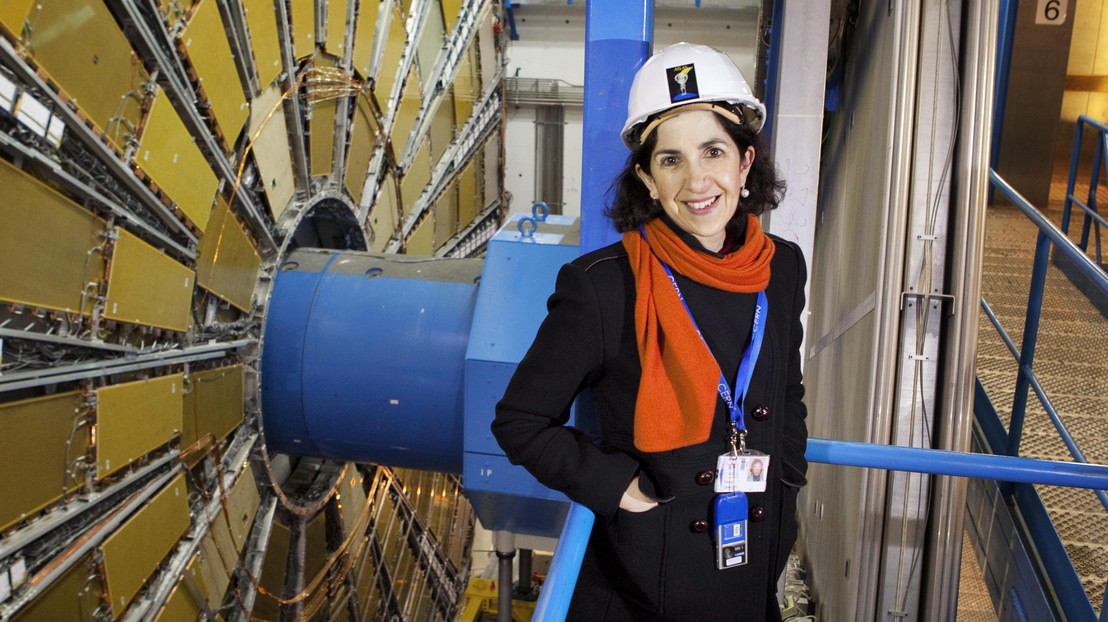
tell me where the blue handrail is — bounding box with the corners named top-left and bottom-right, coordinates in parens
top-left (530, 439), bottom-right (1108, 621)
top-left (1064, 115), bottom-right (1108, 266)
top-left (980, 166), bottom-right (1108, 621)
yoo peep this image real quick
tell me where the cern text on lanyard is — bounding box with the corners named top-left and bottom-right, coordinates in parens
top-left (654, 260), bottom-right (767, 455)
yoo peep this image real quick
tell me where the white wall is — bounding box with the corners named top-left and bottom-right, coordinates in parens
top-left (502, 5), bottom-right (760, 218)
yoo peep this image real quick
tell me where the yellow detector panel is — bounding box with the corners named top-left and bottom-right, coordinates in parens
top-left (457, 157), bottom-right (481, 227)
top-left (182, 364), bottom-right (245, 456)
top-left (291, 0), bottom-right (315, 59)
top-left (405, 213), bottom-right (434, 256)
top-left (352, 0), bottom-right (381, 78)
top-left (104, 227), bottom-right (195, 332)
top-left (0, 0), bottom-right (33, 39)
top-left (243, 0), bottom-right (282, 88)
top-left (326, 0), bottom-right (349, 56)
top-left (254, 519), bottom-right (290, 621)
top-left (95, 373), bottom-right (183, 479)
top-left (206, 468), bottom-right (259, 561)
top-left (390, 70), bottom-right (422, 156)
top-left (369, 173), bottom-right (400, 252)
top-left (338, 470), bottom-right (369, 537)
top-left (430, 90), bottom-right (456, 163)
top-left (23, 0), bottom-right (148, 152)
top-left (374, 4), bottom-right (406, 108)
top-left (0, 158), bottom-right (107, 314)
top-left (434, 185), bottom-right (459, 248)
top-left (443, 0), bottom-right (464, 31)
top-left (154, 556), bottom-right (206, 622)
top-left (197, 198), bottom-right (261, 312)
top-left (198, 529), bottom-right (231, 606)
top-left (10, 553), bottom-right (103, 622)
top-left (402, 137), bottom-right (431, 214)
top-left (345, 95), bottom-right (379, 204)
top-left (249, 85), bottom-right (296, 220)
top-left (137, 89), bottom-right (219, 230)
top-left (101, 473), bottom-right (190, 619)
top-left (453, 46), bottom-right (478, 127)
top-left (183, 0), bottom-right (249, 143)
top-left (0, 392), bottom-right (86, 532)
top-left (310, 96), bottom-right (338, 177)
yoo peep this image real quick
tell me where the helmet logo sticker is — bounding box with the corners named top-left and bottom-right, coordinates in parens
top-left (666, 64), bottom-right (699, 103)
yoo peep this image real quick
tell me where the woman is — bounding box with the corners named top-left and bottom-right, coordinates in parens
top-left (492, 43), bottom-right (808, 621)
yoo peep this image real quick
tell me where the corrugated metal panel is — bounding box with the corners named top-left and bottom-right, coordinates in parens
top-left (0, 392), bottom-right (86, 531)
top-left (104, 227), bottom-right (195, 332)
top-left (351, 0), bottom-right (380, 78)
top-left (0, 158), bottom-right (107, 313)
top-left (95, 373), bottom-right (184, 479)
top-left (101, 473), bottom-right (190, 618)
top-left (243, 0), bottom-right (282, 87)
top-left (23, 0), bottom-right (148, 151)
top-left (196, 198), bottom-right (261, 312)
top-left (344, 95), bottom-right (379, 204)
top-left (183, 0), bottom-right (249, 142)
top-left (369, 172), bottom-right (400, 252)
top-left (136, 89), bottom-right (219, 230)
top-left (325, 0), bottom-right (349, 56)
top-left (249, 85), bottom-right (296, 220)
top-left (182, 364), bottom-right (244, 458)
top-left (290, 0), bottom-right (315, 59)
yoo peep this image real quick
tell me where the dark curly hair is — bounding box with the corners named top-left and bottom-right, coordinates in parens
top-left (605, 112), bottom-right (786, 233)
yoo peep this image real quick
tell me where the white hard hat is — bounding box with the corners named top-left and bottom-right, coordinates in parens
top-left (621, 42), bottom-right (766, 150)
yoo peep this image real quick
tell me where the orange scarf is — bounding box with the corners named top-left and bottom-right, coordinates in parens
top-left (621, 215), bottom-right (775, 452)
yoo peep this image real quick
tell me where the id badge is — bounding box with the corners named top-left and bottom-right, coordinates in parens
top-left (714, 451), bottom-right (770, 493)
top-left (713, 492), bottom-right (748, 569)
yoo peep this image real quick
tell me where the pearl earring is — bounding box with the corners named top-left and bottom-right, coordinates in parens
top-left (740, 186), bottom-right (750, 198)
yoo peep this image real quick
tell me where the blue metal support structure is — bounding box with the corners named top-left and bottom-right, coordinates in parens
top-left (578, 0), bottom-right (653, 254)
top-left (1063, 115), bottom-right (1108, 265)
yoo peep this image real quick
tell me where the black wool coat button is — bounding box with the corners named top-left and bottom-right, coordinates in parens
top-left (690, 519), bottom-right (709, 533)
top-left (752, 404), bottom-right (771, 422)
top-left (695, 470), bottom-right (714, 485)
top-left (750, 505), bottom-right (767, 522)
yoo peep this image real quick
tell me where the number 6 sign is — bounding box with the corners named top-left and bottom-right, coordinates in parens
top-left (1036, 0), bottom-right (1068, 25)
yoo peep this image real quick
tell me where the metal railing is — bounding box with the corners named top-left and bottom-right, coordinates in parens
top-left (1062, 115), bottom-right (1108, 268)
top-left (976, 168), bottom-right (1108, 621)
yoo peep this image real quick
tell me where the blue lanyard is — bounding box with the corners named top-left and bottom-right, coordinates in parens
top-left (638, 229), bottom-right (766, 441)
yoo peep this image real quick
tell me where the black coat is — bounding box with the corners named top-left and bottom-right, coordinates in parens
top-left (493, 221), bottom-right (808, 621)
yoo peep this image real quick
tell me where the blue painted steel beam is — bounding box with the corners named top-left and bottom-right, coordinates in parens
top-left (578, 0), bottom-right (653, 254)
top-left (530, 503), bottom-right (594, 622)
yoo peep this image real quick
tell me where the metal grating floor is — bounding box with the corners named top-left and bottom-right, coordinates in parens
top-left (966, 173), bottom-right (1108, 617)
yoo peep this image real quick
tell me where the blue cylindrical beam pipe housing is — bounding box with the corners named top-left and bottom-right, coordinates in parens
top-left (261, 249), bottom-right (482, 474)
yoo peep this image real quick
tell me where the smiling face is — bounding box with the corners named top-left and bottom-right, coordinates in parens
top-left (635, 109), bottom-right (754, 252)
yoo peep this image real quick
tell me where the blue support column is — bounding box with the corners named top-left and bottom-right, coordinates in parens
top-left (578, 0), bottom-right (654, 254)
